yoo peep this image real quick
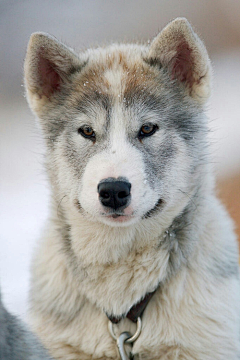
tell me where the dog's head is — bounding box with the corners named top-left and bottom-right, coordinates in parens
top-left (24, 18), bottom-right (211, 228)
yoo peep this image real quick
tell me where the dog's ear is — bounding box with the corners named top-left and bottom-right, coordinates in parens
top-left (24, 33), bottom-right (83, 114)
top-left (148, 18), bottom-right (211, 103)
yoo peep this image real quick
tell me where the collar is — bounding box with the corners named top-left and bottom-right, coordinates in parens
top-left (106, 289), bottom-right (157, 324)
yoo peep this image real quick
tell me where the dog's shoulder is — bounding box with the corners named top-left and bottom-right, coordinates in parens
top-left (0, 291), bottom-right (51, 360)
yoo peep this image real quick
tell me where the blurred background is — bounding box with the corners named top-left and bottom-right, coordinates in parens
top-left (1, 0), bottom-right (240, 321)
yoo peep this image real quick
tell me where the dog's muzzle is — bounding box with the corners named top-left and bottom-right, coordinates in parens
top-left (98, 178), bottom-right (131, 211)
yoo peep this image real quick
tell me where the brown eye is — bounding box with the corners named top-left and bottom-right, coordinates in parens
top-left (138, 123), bottom-right (158, 139)
top-left (78, 125), bottom-right (95, 140)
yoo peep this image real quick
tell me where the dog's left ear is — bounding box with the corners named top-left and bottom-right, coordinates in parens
top-left (148, 18), bottom-right (211, 103)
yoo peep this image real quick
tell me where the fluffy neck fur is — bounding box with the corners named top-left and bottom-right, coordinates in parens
top-left (50, 181), bottom-right (206, 317)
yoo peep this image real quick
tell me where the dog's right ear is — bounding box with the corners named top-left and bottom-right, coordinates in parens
top-left (24, 33), bottom-right (84, 115)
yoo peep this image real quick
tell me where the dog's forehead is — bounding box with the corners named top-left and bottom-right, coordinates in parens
top-left (71, 45), bottom-right (159, 112)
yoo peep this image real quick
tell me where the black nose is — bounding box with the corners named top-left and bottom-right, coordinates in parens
top-left (98, 178), bottom-right (131, 210)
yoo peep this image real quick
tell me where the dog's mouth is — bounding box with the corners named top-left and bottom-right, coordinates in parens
top-left (75, 197), bottom-right (164, 222)
top-left (104, 212), bottom-right (133, 222)
top-left (110, 214), bottom-right (123, 219)
top-left (102, 198), bottom-right (164, 222)
top-left (74, 199), bottom-right (132, 222)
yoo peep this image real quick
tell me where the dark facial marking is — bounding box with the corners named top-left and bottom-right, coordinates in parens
top-left (74, 199), bottom-right (83, 213)
top-left (75, 91), bottom-right (112, 121)
top-left (143, 198), bottom-right (164, 219)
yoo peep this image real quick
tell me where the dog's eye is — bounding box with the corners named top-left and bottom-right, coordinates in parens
top-left (138, 123), bottom-right (158, 139)
top-left (78, 125), bottom-right (95, 140)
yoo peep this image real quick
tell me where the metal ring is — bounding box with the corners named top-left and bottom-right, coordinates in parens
top-left (108, 317), bottom-right (142, 343)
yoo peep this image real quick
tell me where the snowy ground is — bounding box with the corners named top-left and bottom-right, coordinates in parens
top-left (0, 51), bottom-right (240, 321)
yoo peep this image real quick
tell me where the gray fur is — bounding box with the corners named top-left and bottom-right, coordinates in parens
top-left (0, 291), bottom-right (51, 360)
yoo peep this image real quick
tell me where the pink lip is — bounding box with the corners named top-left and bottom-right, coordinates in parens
top-left (106, 214), bottom-right (131, 222)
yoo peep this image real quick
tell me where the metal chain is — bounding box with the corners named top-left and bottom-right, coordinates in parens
top-left (108, 317), bottom-right (142, 360)
top-left (117, 332), bottom-right (133, 360)
top-left (108, 317), bottom-right (142, 343)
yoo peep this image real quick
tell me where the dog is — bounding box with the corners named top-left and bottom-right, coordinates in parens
top-left (24, 18), bottom-right (240, 359)
top-left (0, 290), bottom-right (51, 359)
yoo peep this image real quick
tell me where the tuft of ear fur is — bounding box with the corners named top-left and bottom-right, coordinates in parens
top-left (148, 18), bottom-right (211, 103)
top-left (24, 32), bottom-right (83, 113)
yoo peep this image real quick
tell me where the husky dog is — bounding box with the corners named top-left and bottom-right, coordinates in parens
top-left (24, 18), bottom-right (240, 359)
top-left (0, 290), bottom-right (51, 359)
